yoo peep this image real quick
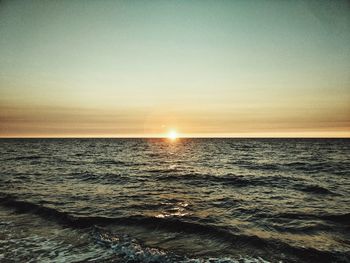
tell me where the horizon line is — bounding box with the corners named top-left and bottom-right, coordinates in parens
top-left (1, 136), bottom-right (349, 139)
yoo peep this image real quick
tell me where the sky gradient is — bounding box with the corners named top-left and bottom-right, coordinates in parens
top-left (0, 0), bottom-right (349, 137)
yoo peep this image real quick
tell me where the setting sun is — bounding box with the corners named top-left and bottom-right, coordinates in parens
top-left (167, 130), bottom-right (178, 140)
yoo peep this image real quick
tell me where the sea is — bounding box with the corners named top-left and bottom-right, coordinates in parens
top-left (0, 138), bottom-right (349, 263)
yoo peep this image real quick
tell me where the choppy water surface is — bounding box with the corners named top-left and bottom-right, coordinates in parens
top-left (0, 138), bottom-right (349, 262)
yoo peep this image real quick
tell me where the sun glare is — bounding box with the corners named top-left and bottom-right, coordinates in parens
top-left (168, 130), bottom-right (178, 140)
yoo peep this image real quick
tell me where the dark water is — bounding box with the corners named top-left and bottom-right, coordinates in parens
top-left (0, 138), bottom-right (349, 263)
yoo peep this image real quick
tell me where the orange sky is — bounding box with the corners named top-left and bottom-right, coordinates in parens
top-left (0, 1), bottom-right (349, 138)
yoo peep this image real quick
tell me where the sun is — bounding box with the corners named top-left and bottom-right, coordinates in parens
top-left (167, 130), bottom-right (178, 140)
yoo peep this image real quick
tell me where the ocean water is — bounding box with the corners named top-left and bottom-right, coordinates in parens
top-left (0, 138), bottom-right (349, 263)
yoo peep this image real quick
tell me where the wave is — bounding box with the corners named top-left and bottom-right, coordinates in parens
top-left (0, 193), bottom-right (243, 238)
top-left (295, 184), bottom-right (340, 195)
top-left (322, 213), bottom-right (350, 224)
top-left (230, 160), bottom-right (349, 175)
top-left (271, 212), bottom-right (350, 226)
top-left (156, 173), bottom-right (275, 186)
top-left (145, 168), bottom-right (180, 174)
top-left (156, 173), bottom-right (338, 195)
top-left (95, 160), bottom-right (128, 165)
top-left (4, 155), bottom-right (43, 161)
top-left (0, 194), bottom-right (348, 262)
top-left (96, 160), bottom-right (145, 167)
top-left (284, 161), bottom-right (350, 174)
top-left (69, 172), bottom-right (129, 184)
top-left (93, 226), bottom-right (271, 263)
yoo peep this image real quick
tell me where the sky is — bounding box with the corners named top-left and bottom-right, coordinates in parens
top-left (0, 0), bottom-right (349, 138)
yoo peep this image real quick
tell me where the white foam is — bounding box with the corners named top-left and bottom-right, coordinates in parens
top-left (94, 228), bottom-right (272, 263)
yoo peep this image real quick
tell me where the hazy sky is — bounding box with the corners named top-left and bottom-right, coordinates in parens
top-left (0, 0), bottom-right (349, 137)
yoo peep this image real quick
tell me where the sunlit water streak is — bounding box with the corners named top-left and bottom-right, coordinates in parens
top-left (0, 138), bottom-right (349, 262)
